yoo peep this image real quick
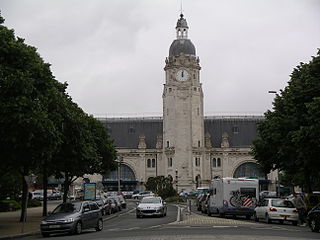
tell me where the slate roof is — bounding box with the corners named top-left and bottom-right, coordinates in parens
top-left (98, 116), bottom-right (264, 149)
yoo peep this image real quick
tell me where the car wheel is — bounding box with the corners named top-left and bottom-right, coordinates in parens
top-left (254, 212), bottom-right (259, 222)
top-left (310, 219), bottom-right (319, 232)
top-left (207, 209), bottom-right (211, 217)
top-left (246, 215), bottom-right (251, 220)
top-left (74, 221), bottom-right (82, 235)
top-left (266, 214), bottom-right (271, 224)
top-left (95, 219), bottom-right (103, 231)
top-left (279, 220), bottom-right (284, 224)
top-left (218, 210), bottom-right (225, 218)
top-left (41, 232), bottom-right (50, 237)
top-left (292, 221), bottom-right (298, 226)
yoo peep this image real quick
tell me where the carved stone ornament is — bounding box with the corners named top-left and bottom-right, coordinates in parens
top-left (138, 134), bottom-right (146, 149)
top-left (205, 132), bottom-right (212, 148)
top-left (221, 132), bottom-right (230, 148)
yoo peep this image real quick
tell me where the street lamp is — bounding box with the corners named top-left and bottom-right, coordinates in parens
top-left (115, 156), bottom-right (123, 194)
top-left (175, 169), bottom-right (178, 192)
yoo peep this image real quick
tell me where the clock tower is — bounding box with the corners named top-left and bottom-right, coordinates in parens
top-left (163, 14), bottom-right (204, 191)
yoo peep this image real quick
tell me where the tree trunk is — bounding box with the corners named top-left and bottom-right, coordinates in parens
top-left (19, 174), bottom-right (28, 222)
top-left (63, 173), bottom-right (70, 203)
top-left (42, 170), bottom-right (48, 216)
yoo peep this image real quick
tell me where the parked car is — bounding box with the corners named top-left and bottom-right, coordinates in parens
top-left (254, 198), bottom-right (298, 225)
top-left (109, 196), bottom-right (122, 211)
top-left (136, 196), bottom-right (167, 218)
top-left (40, 201), bottom-right (103, 237)
top-left (133, 191), bottom-right (154, 200)
top-left (32, 192), bottom-right (44, 201)
top-left (95, 199), bottom-right (108, 216)
top-left (115, 195), bottom-right (126, 209)
top-left (307, 203), bottom-right (320, 232)
top-left (48, 191), bottom-right (62, 200)
top-left (106, 197), bottom-right (118, 213)
top-left (201, 194), bottom-right (210, 214)
top-left (196, 193), bottom-right (207, 212)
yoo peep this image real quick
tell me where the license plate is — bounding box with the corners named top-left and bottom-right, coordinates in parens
top-left (49, 225), bottom-right (60, 228)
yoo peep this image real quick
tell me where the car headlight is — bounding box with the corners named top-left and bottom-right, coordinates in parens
top-left (41, 220), bottom-right (47, 224)
top-left (64, 218), bottom-right (74, 223)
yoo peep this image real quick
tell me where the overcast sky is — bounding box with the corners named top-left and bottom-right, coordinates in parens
top-left (1, 0), bottom-right (319, 117)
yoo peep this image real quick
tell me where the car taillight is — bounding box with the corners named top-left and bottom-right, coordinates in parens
top-left (269, 207), bottom-right (277, 211)
top-left (223, 200), bottom-right (228, 207)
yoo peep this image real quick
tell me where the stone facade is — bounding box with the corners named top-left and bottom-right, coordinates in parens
top-left (77, 14), bottom-right (270, 192)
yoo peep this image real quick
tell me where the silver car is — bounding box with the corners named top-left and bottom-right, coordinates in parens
top-left (40, 201), bottom-right (103, 237)
top-left (254, 198), bottom-right (298, 225)
top-left (136, 196), bottom-right (167, 218)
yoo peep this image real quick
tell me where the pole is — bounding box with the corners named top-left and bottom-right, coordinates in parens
top-left (155, 153), bottom-right (158, 177)
top-left (117, 156), bottom-right (122, 194)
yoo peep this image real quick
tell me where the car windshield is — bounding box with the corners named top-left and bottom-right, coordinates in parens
top-left (140, 198), bottom-right (161, 204)
top-left (52, 202), bottom-right (81, 213)
top-left (271, 200), bottom-right (294, 208)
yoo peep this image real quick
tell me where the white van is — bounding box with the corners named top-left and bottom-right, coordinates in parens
top-left (207, 178), bottom-right (259, 219)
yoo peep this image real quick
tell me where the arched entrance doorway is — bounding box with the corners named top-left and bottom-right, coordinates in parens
top-left (233, 162), bottom-right (264, 178)
top-left (102, 164), bottom-right (137, 191)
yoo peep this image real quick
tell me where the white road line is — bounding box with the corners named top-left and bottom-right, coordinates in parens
top-left (123, 227), bottom-right (141, 231)
top-left (212, 225), bottom-right (238, 228)
top-left (107, 228), bottom-right (120, 231)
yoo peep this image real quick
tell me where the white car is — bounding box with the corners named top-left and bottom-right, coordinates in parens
top-left (136, 196), bottom-right (167, 218)
top-left (132, 191), bottom-right (154, 200)
top-left (254, 198), bottom-right (298, 225)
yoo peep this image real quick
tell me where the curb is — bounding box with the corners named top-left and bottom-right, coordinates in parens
top-left (0, 207), bottom-right (133, 240)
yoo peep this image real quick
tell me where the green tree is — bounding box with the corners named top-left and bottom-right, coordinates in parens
top-left (145, 176), bottom-right (176, 199)
top-left (252, 51), bottom-right (320, 192)
top-left (0, 15), bottom-right (62, 221)
top-left (52, 99), bottom-right (117, 203)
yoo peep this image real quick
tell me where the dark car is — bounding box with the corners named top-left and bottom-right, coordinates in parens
top-left (106, 197), bottom-right (119, 213)
top-left (95, 199), bottom-right (107, 216)
top-left (307, 203), bottom-right (320, 232)
top-left (197, 193), bottom-right (208, 212)
top-left (40, 201), bottom-right (103, 237)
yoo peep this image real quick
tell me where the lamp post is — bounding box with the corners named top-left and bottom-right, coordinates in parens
top-left (116, 156), bottom-right (123, 194)
top-left (175, 169), bottom-right (178, 192)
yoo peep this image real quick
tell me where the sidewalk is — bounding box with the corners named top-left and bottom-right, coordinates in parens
top-left (0, 205), bottom-right (55, 239)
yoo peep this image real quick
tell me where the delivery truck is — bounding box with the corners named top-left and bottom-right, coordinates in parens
top-left (207, 177), bottom-right (259, 219)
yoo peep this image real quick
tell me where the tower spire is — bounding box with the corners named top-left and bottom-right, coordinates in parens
top-left (176, 12), bottom-right (188, 39)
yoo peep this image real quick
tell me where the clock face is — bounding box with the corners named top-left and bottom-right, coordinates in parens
top-left (176, 69), bottom-right (190, 81)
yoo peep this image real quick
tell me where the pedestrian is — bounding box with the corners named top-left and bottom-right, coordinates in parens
top-left (293, 192), bottom-right (307, 226)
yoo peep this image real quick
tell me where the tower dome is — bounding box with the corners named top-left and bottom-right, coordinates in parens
top-left (169, 14), bottom-right (196, 57)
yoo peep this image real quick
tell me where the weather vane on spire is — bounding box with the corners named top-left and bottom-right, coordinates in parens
top-left (180, 0), bottom-right (183, 16)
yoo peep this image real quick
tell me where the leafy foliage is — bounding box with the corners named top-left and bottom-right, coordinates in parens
top-left (145, 176), bottom-right (177, 199)
top-left (0, 14), bottom-right (116, 215)
top-left (252, 51), bottom-right (320, 192)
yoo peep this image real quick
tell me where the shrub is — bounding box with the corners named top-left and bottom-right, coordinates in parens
top-left (27, 199), bottom-right (42, 208)
top-left (0, 200), bottom-right (21, 212)
top-left (165, 196), bottom-right (186, 204)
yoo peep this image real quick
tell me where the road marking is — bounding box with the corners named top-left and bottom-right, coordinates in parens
top-left (123, 227), bottom-right (140, 231)
top-left (107, 228), bottom-right (120, 231)
top-left (212, 225), bottom-right (238, 228)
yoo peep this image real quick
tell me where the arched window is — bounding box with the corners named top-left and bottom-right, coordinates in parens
top-left (152, 159), bottom-right (156, 168)
top-left (217, 158), bottom-right (221, 167)
top-left (233, 162), bottom-right (264, 178)
top-left (168, 157), bottom-right (173, 167)
top-left (212, 158), bottom-right (217, 168)
top-left (147, 159), bottom-right (151, 168)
